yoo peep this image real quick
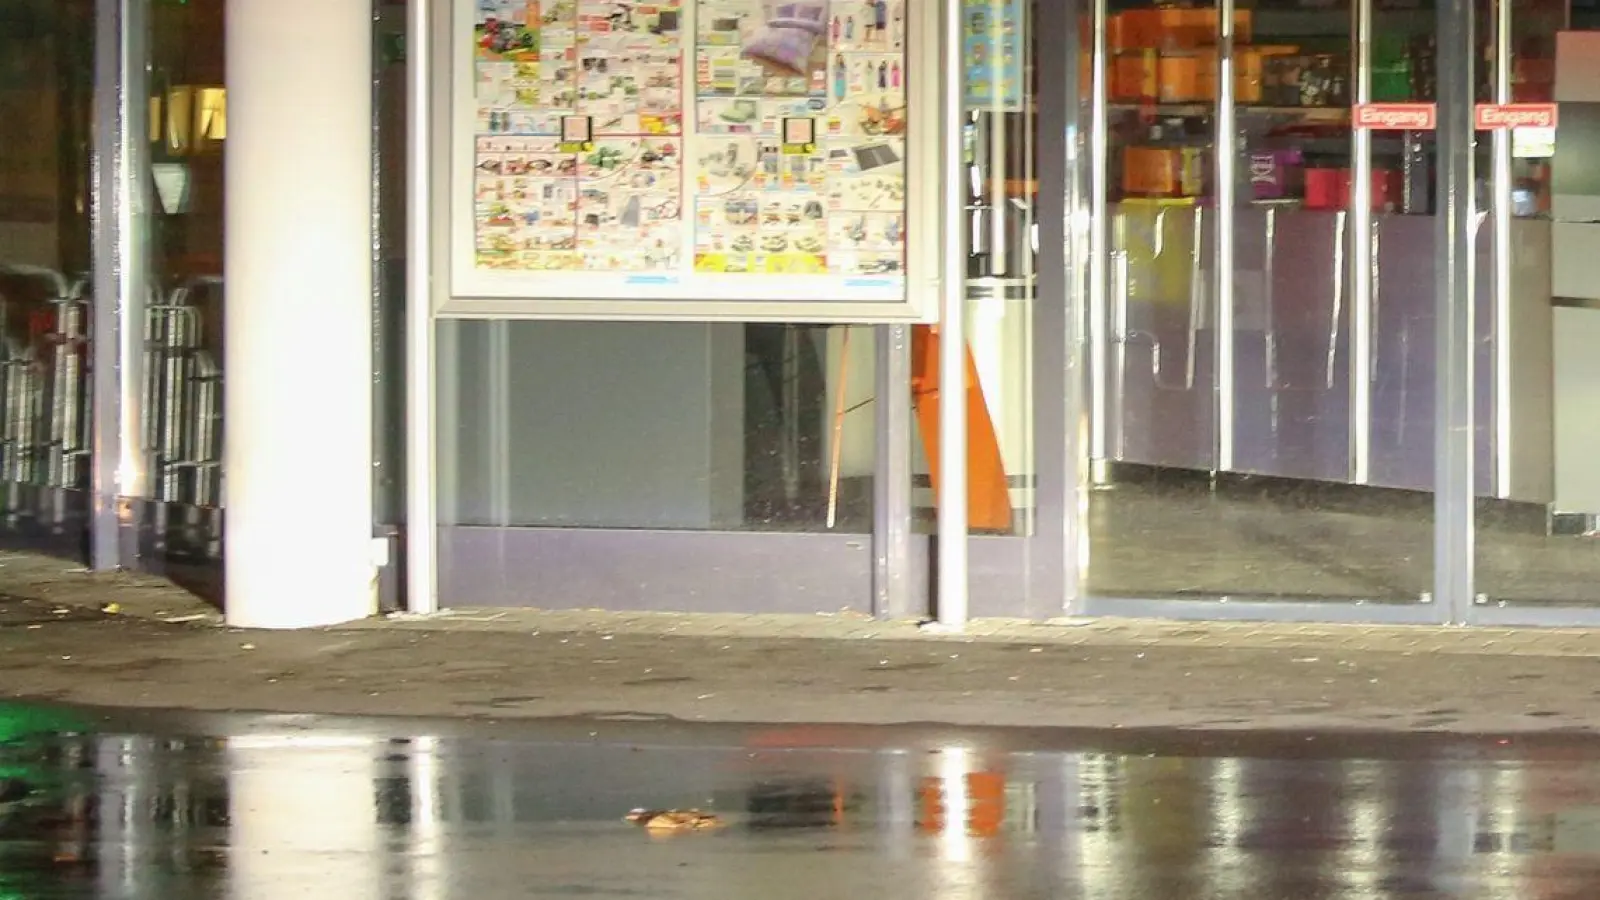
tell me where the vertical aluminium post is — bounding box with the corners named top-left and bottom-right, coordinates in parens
top-left (1087, 0), bottom-right (1111, 473)
top-left (1214, 0), bottom-right (1238, 473)
top-left (1349, 0), bottom-right (1374, 484)
top-left (935, 0), bottom-right (970, 628)
top-left (1035, 0), bottom-right (1089, 615)
top-left (873, 324), bottom-right (913, 619)
top-left (90, 0), bottom-right (150, 571)
top-left (1489, 0), bottom-right (1513, 497)
top-left (1435, 0), bottom-right (1477, 619)
top-left (89, 0), bottom-right (123, 571)
top-left (405, 0), bottom-right (439, 614)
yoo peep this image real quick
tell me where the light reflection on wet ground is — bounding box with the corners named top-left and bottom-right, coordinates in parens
top-left (2, 711), bottom-right (1600, 897)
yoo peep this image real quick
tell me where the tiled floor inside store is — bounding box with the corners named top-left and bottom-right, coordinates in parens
top-left (1084, 479), bottom-right (1600, 605)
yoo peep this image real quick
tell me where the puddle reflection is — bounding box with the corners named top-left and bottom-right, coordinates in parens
top-left (3, 720), bottom-right (1600, 898)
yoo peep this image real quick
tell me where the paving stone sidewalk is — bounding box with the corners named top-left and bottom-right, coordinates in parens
top-left (3, 551), bottom-right (1600, 736)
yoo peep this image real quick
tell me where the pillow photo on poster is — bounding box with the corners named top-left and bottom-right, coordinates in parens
top-left (741, 1), bottom-right (829, 76)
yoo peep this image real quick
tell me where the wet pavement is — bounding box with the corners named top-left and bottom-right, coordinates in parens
top-left (2, 707), bottom-right (1600, 898)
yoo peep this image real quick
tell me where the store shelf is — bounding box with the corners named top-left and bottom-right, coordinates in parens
top-left (1109, 103), bottom-right (1352, 122)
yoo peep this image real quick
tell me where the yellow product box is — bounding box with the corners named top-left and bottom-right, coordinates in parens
top-left (1116, 198), bottom-right (1203, 307)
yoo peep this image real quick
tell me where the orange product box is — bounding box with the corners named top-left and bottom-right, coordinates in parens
top-left (1235, 48), bottom-right (1264, 103)
top-left (1108, 12), bottom-right (1128, 51)
top-left (1158, 8), bottom-right (1212, 46)
top-left (1188, 46), bottom-right (1290, 104)
top-left (1113, 50), bottom-right (1159, 101)
top-left (1122, 146), bottom-right (1206, 197)
top-left (1116, 8), bottom-right (1252, 49)
top-left (1158, 52), bottom-right (1202, 103)
top-left (1191, 48), bottom-right (1219, 101)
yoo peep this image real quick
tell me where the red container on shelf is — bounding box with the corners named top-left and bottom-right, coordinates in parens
top-left (1303, 167), bottom-right (1343, 209)
top-left (1304, 168), bottom-right (1402, 211)
top-left (1373, 169), bottom-right (1401, 211)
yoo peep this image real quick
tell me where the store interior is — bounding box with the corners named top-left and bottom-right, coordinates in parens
top-left (1008, 0), bottom-right (1599, 606)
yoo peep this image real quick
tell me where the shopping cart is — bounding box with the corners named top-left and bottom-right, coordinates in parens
top-left (145, 276), bottom-right (224, 509)
top-left (0, 265), bottom-right (93, 527)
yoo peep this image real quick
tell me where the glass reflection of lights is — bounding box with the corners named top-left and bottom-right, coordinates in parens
top-left (1076, 753), bottom-right (1119, 897)
top-left (407, 736), bottom-right (447, 900)
top-left (1339, 762), bottom-right (1385, 898)
top-left (225, 732), bottom-right (386, 900)
top-left (10, 725), bottom-right (1600, 898)
top-left (935, 745), bottom-right (974, 863)
top-left (1208, 755), bottom-right (1246, 895)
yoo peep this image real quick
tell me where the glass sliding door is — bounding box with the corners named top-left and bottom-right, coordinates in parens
top-left (1080, 0), bottom-right (1442, 615)
top-left (1471, 3), bottom-right (1600, 617)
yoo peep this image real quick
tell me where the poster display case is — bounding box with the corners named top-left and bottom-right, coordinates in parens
top-left (441, 0), bottom-right (939, 321)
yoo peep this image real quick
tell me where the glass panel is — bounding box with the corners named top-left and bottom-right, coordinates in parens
top-left (438, 321), bottom-right (876, 532)
top-left (140, 0), bottom-right (227, 574)
top-left (908, 0), bottom-right (1036, 614)
top-left (0, 0), bottom-right (96, 558)
top-left (1474, 0), bottom-right (1590, 608)
top-left (377, 1), bottom-right (408, 528)
top-left (1085, 0), bottom-right (1437, 604)
top-left (921, 0), bottom-right (1036, 535)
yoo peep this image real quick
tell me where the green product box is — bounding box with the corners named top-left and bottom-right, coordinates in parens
top-left (1371, 67), bottom-right (1413, 102)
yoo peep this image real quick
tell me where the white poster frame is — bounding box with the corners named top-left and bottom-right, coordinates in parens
top-left (440, 0), bottom-right (941, 322)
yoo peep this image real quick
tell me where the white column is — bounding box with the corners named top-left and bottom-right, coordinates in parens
top-left (224, 0), bottom-right (375, 628)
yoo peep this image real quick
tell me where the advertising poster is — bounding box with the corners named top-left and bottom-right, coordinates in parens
top-left (962, 0), bottom-right (1022, 111)
top-left (468, 0), bottom-right (909, 290)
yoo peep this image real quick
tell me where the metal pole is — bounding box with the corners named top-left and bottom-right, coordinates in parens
top-left (873, 325), bottom-right (913, 619)
top-left (89, 0), bottom-right (124, 571)
top-left (1214, 0), bottom-right (1238, 473)
top-left (405, 0), bottom-right (439, 614)
top-left (1087, 0), bottom-right (1111, 470)
top-left (1034, 0), bottom-right (1086, 616)
top-left (90, 0), bottom-right (149, 571)
top-left (1349, 0), bottom-right (1374, 484)
top-left (1435, 0), bottom-right (1477, 619)
top-left (1490, 0), bottom-right (1513, 497)
top-left (935, 0), bottom-right (969, 629)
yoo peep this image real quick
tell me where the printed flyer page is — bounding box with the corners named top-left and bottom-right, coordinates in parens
top-left (473, 0), bottom-right (686, 273)
top-left (470, 0), bottom-right (908, 287)
top-left (692, 0), bottom-right (907, 279)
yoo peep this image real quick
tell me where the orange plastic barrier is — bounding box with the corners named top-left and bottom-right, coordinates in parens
top-left (910, 325), bottom-right (1013, 532)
